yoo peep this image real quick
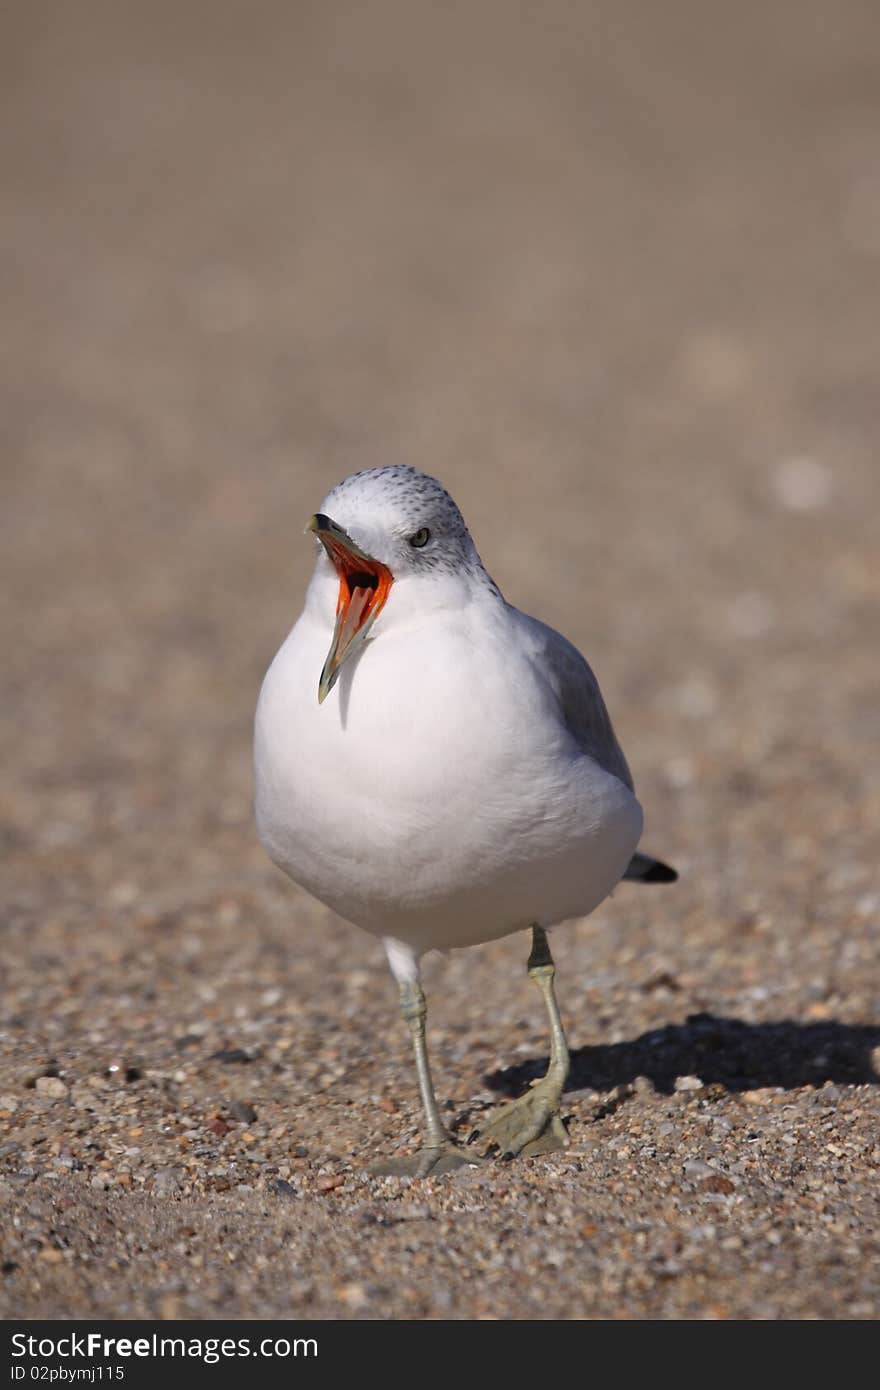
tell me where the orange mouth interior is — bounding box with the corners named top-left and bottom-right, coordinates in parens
top-left (324, 534), bottom-right (394, 636)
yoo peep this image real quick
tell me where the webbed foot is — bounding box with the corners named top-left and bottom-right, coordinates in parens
top-left (369, 1141), bottom-right (480, 1177)
top-left (475, 1078), bottom-right (569, 1159)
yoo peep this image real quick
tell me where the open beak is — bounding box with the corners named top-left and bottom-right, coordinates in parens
top-left (306, 513), bottom-right (394, 703)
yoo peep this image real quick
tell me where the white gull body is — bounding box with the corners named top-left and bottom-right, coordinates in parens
top-left (254, 468), bottom-right (643, 959)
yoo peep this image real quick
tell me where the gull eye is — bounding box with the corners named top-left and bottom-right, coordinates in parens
top-left (409, 528), bottom-right (431, 548)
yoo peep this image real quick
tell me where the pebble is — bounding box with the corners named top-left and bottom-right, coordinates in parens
top-left (230, 1101), bottom-right (258, 1124)
top-left (742, 1089), bottom-right (777, 1107)
top-left (683, 1158), bottom-right (715, 1178)
top-left (35, 1077), bottom-right (68, 1100)
top-left (269, 1179), bottom-right (298, 1198)
top-left (336, 1282), bottom-right (368, 1310)
top-left (152, 1167), bottom-right (184, 1196)
top-left (702, 1174), bottom-right (737, 1195)
top-left (674, 1075), bottom-right (704, 1092)
top-left (210, 1048), bottom-right (253, 1065)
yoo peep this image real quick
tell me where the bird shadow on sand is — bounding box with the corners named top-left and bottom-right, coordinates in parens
top-left (484, 1012), bottom-right (880, 1098)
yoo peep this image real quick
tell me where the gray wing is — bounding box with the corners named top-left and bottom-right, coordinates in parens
top-left (514, 608), bottom-right (679, 883)
top-left (514, 609), bottom-right (635, 791)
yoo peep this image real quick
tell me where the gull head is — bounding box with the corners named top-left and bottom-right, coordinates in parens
top-left (305, 466), bottom-right (490, 703)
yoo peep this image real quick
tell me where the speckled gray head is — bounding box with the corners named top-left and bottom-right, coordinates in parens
top-left (305, 466), bottom-right (499, 702)
top-left (317, 466), bottom-right (487, 577)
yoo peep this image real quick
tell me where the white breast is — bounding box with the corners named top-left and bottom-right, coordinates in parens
top-left (254, 599), bottom-right (642, 954)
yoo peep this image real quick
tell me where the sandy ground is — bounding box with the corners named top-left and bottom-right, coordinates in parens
top-left (2, 1), bottom-right (880, 1320)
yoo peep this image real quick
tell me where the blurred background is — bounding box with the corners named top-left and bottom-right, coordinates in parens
top-left (2, 0), bottom-right (879, 1319)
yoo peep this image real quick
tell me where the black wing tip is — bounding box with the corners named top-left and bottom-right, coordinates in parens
top-left (642, 860), bottom-right (678, 883)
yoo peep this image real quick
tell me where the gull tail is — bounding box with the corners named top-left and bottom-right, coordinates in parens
top-left (623, 851), bottom-right (678, 884)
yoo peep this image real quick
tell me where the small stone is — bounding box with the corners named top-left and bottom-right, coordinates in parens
top-left (35, 1077), bottom-right (68, 1100)
top-left (702, 1174), bottom-right (737, 1195)
top-left (315, 1174), bottom-right (345, 1192)
top-left (0, 1094), bottom-right (20, 1112)
top-left (270, 1179), bottom-right (298, 1198)
top-left (817, 1084), bottom-right (843, 1104)
top-left (152, 1167), bottom-right (184, 1196)
top-left (230, 1101), bottom-right (257, 1124)
top-left (674, 1075), bottom-right (703, 1092)
top-left (210, 1048), bottom-right (253, 1065)
top-left (336, 1281), bottom-right (368, 1309)
top-left (805, 1000), bottom-right (833, 1021)
top-left (9, 1166), bottom-right (37, 1185)
top-left (683, 1158), bottom-right (715, 1179)
top-left (641, 968), bottom-right (680, 995)
top-left (702, 1083), bottom-right (730, 1102)
top-left (38, 1246), bottom-right (63, 1264)
top-left (743, 1089), bottom-right (775, 1106)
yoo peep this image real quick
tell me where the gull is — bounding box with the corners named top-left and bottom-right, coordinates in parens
top-left (254, 466), bottom-right (676, 1175)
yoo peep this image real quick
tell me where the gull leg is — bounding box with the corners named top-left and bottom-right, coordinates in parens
top-left (370, 939), bottom-right (478, 1176)
top-left (477, 925), bottom-right (570, 1159)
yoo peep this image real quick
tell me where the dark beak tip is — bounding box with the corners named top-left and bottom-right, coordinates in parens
top-left (306, 512), bottom-right (333, 537)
